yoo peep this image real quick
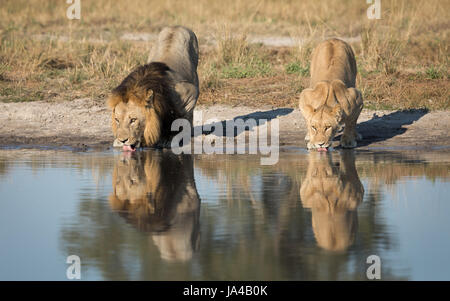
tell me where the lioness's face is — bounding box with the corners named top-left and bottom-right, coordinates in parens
top-left (300, 152), bottom-right (364, 251)
top-left (112, 100), bottom-right (146, 150)
top-left (306, 107), bottom-right (341, 150)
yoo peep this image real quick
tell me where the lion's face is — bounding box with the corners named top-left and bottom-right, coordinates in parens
top-left (108, 152), bottom-right (200, 261)
top-left (107, 63), bottom-right (174, 149)
top-left (111, 99), bottom-right (148, 150)
top-left (110, 153), bottom-right (159, 208)
top-left (306, 106), bottom-right (342, 149)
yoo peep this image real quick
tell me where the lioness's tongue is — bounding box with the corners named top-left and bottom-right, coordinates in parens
top-left (317, 147), bottom-right (328, 152)
top-left (123, 145), bottom-right (135, 152)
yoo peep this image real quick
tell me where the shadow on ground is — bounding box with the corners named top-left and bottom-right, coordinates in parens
top-left (195, 108), bottom-right (293, 137)
top-left (335, 109), bottom-right (429, 147)
top-left (196, 108), bottom-right (429, 148)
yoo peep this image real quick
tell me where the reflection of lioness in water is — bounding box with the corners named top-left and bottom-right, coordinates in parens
top-left (107, 26), bottom-right (199, 150)
top-left (300, 151), bottom-right (364, 251)
top-left (109, 151), bottom-right (200, 261)
top-left (299, 38), bottom-right (363, 150)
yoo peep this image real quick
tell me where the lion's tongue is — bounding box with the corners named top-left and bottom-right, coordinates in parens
top-left (317, 147), bottom-right (328, 152)
top-left (123, 145), bottom-right (136, 152)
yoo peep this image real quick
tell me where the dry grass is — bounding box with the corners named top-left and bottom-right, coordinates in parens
top-left (0, 0), bottom-right (448, 109)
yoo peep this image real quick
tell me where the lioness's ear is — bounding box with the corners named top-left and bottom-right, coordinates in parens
top-left (299, 89), bottom-right (315, 119)
top-left (330, 80), bottom-right (348, 105)
top-left (301, 104), bottom-right (315, 119)
top-left (331, 103), bottom-right (343, 123)
top-left (311, 81), bottom-right (330, 102)
top-left (145, 89), bottom-right (154, 108)
top-left (332, 79), bottom-right (360, 117)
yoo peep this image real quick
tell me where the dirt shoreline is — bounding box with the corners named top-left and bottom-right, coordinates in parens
top-left (0, 99), bottom-right (449, 151)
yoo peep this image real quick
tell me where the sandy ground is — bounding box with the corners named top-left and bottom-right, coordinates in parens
top-left (0, 99), bottom-right (449, 151)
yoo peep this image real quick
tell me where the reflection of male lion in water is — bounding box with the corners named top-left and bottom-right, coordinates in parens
top-left (107, 26), bottom-right (199, 150)
top-left (299, 38), bottom-right (363, 150)
top-left (109, 151), bottom-right (200, 261)
top-left (300, 151), bottom-right (364, 251)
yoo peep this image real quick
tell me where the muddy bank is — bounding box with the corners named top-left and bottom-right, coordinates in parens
top-left (0, 99), bottom-right (449, 151)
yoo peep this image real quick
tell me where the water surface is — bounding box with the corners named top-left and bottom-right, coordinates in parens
top-left (0, 148), bottom-right (449, 280)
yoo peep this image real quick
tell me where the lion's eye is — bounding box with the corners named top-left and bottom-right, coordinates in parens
top-left (325, 126), bottom-right (331, 131)
top-left (130, 118), bottom-right (137, 124)
top-left (311, 126), bottom-right (317, 132)
top-left (115, 118), bottom-right (119, 123)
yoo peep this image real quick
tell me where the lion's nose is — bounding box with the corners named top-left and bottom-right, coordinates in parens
top-left (119, 138), bottom-right (129, 144)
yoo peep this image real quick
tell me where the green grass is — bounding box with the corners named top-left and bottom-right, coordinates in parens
top-left (0, 0), bottom-right (448, 110)
top-left (425, 66), bottom-right (445, 79)
top-left (221, 58), bottom-right (272, 79)
top-left (0, 86), bottom-right (45, 102)
top-left (285, 62), bottom-right (309, 76)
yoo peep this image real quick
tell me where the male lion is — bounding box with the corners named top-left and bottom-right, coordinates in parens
top-left (107, 26), bottom-right (199, 151)
top-left (299, 38), bottom-right (363, 150)
top-left (300, 151), bottom-right (364, 252)
top-left (109, 151), bottom-right (201, 262)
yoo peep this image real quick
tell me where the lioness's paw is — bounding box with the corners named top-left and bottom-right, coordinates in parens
top-left (340, 136), bottom-right (357, 148)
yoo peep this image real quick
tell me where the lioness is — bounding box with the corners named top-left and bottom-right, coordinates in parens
top-left (107, 26), bottom-right (199, 151)
top-left (109, 151), bottom-right (200, 262)
top-left (299, 38), bottom-right (363, 150)
top-left (300, 151), bottom-right (364, 251)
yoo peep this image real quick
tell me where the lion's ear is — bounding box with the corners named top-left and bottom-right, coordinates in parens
top-left (145, 89), bottom-right (154, 108)
top-left (107, 93), bottom-right (122, 109)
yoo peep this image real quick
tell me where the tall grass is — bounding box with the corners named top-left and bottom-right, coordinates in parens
top-left (0, 0), bottom-right (448, 109)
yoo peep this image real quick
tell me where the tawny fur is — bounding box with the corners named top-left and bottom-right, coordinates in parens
top-left (299, 38), bottom-right (364, 149)
top-left (107, 26), bottom-right (199, 148)
top-left (109, 152), bottom-right (200, 261)
top-left (300, 152), bottom-right (364, 251)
